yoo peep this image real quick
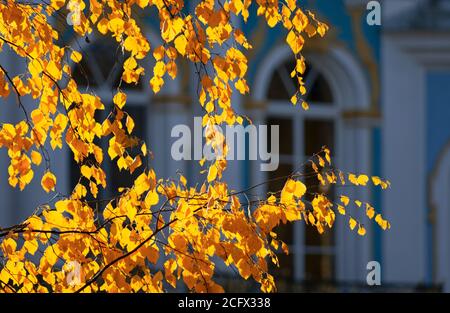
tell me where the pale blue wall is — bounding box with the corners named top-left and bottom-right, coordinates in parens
top-left (427, 72), bottom-right (450, 173)
top-left (426, 71), bottom-right (450, 282)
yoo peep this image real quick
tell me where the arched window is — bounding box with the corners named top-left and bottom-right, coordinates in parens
top-left (69, 37), bottom-right (150, 199)
top-left (251, 44), bottom-right (374, 289)
top-left (264, 57), bottom-right (337, 285)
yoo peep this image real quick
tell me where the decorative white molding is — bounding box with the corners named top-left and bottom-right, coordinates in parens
top-left (385, 33), bottom-right (450, 68)
top-left (253, 45), bottom-right (371, 110)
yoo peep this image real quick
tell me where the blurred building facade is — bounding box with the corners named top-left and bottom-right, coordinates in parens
top-left (0, 0), bottom-right (449, 292)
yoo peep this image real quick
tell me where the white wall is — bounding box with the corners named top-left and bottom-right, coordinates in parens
top-left (382, 34), bottom-right (427, 284)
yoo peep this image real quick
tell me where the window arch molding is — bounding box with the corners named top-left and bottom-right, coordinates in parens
top-left (252, 44), bottom-right (371, 110)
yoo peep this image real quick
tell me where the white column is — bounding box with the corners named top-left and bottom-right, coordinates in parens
top-left (382, 35), bottom-right (427, 284)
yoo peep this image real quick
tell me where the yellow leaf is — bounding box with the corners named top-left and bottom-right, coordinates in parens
top-left (41, 171), bottom-right (56, 193)
top-left (372, 176), bottom-right (381, 184)
top-left (357, 174), bottom-right (369, 186)
top-left (375, 214), bottom-right (382, 225)
top-left (150, 76), bottom-right (164, 93)
top-left (154, 61), bottom-right (166, 77)
top-left (366, 205), bottom-right (375, 219)
top-left (164, 259), bottom-right (177, 288)
top-left (126, 115), bottom-right (135, 134)
top-left (166, 46), bottom-right (177, 59)
top-left (166, 60), bottom-right (177, 79)
top-left (281, 179), bottom-right (295, 204)
top-left (337, 205), bottom-right (345, 215)
top-left (340, 195), bottom-right (350, 206)
top-left (290, 94), bottom-right (297, 105)
top-left (287, 0), bottom-right (296, 11)
top-left (301, 101), bottom-right (309, 110)
top-left (236, 259), bottom-right (251, 280)
top-left (300, 84), bottom-right (306, 95)
top-left (113, 91), bottom-right (126, 109)
top-left (73, 183), bottom-right (87, 199)
top-left (126, 203), bottom-right (137, 220)
top-left (372, 176), bottom-right (389, 189)
top-left (129, 156), bottom-right (142, 174)
top-left (285, 206), bottom-right (300, 222)
top-left (31, 150), bottom-right (42, 165)
top-left (108, 18), bottom-right (125, 34)
top-left (42, 245), bottom-right (58, 266)
top-left (207, 165), bottom-right (218, 182)
top-left (375, 214), bottom-right (390, 230)
top-left (28, 58), bottom-right (43, 77)
top-left (324, 148), bottom-right (331, 164)
top-left (2, 238), bottom-right (16, 256)
top-left (348, 173), bottom-right (358, 185)
top-left (180, 175), bottom-right (187, 186)
top-left (136, 0), bottom-right (149, 8)
top-left (174, 35), bottom-right (187, 56)
top-left (46, 60), bottom-right (61, 80)
top-left (308, 212), bottom-right (315, 225)
top-left (70, 51), bottom-right (82, 63)
top-left (153, 46), bottom-right (165, 61)
top-left (117, 156), bottom-right (128, 170)
top-left (141, 143), bottom-right (147, 156)
top-left (286, 30), bottom-right (304, 54)
top-left (81, 165), bottom-right (92, 179)
top-left (90, 181), bottom-right (98, 198)
top-left (145, 190), bottom-right (159, 208)
top-left (358, 225), bottom-right (366, 236)
top-left (296, 58), bottom-right (306, 74)
top-left (162, 17), bottom-right (184, 42)
top-left (140, 245), bottom-right (159, 264)
top-left (349, 217), bottom-right (357, 230)
top-left (51, 0), bottom-right (65, 10)
top-left (235, 79), bottom-right (248, 94)
top-left (123, 36), bottom-right (138, 55)
top-left (97, 18), bottom-right (109, 34)
top-left (281, 242), bottom-right (289, 255)
top-left (24, 239), bottom-right (38, 255)
top-left (294, 180), bottom-right (306, 198)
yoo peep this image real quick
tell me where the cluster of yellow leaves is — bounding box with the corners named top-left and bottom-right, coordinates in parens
top-left (0, 0), bottom-right (390, 294)
top-left (0, 0), bottom-right (328, 192)
top-left (0, 122), bottom-right (34, 190)
top-left (306, 148), bottom-right (390, 236)
top-left (253, 147), bottom-right (390, 244)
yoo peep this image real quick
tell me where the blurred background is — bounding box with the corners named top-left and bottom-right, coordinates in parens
top-left (1, 0), bottom-right (449, 292)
